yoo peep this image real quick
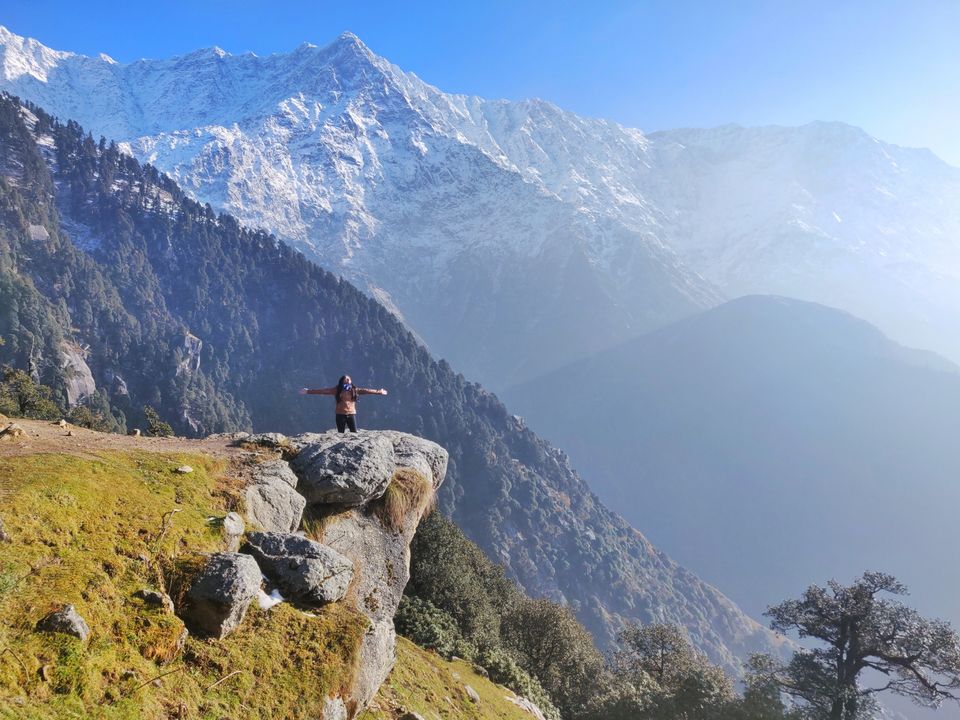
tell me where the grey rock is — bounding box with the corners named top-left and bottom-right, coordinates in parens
top-left (252, 460), bottom-right (299, 489)
top-left (59, 342), bottom-right (96, 407)
top-left (223, 512), bottom-right (247, 552)
top-left (36, 605), bottom-right (90, 641)
top-left (0, 516), bottom-right (7, 542)
top-left (134, 589), bottom-right (175, 613)
top-left (182, 553), bottom-right (260, 639)
top-left (245, 477), bottom-right (305, 533)
top-left (244, 432), bottom-right (289, 449)
top-left (465, 685), bottom-right (481, 703)
top-left (289, 431), bottom-right (449, 502)
top-left (222, 512), bottom-right (245, 537)
top-left (319, 436), bottom-right (446, 711)
top-left (390, 432), bottom-right (449, 489)
top-left (399, 713), bottom-right (427, 720)
top-left (242, 532), bottom-right (353, 606)
top-left (175, 465), bottom-right (193, 474)
top-left (292, 433), bottom-right (397, 506)
top-left (323, 696), bottom-right (348, 720)
top-left (0, 423), bottom-right (25, 440)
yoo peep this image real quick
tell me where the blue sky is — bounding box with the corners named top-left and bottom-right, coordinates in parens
top-left (4, 0), bottom-right (960, 164)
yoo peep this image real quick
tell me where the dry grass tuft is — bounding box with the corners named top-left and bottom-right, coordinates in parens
top-left (372, 468), bottom-right (435, 533)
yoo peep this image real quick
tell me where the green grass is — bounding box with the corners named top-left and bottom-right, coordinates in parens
top-left (359, 637), bottom-right (546, 720)
top-left (0, 451), bottom-right (367, 719)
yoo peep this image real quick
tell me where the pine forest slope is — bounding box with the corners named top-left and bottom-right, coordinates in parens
top-left (0, 94), bottom-right (783, 669)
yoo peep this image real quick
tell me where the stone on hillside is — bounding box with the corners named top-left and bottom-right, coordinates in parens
top-left (176, 465), bottom-right (193, 474)
top-left (222, 512), bottom-right (245, 550)
top-left (323, 697), bottom-right (348, 720)
top-left (134, 588), bottom-right (175, 614)
top-left (128, 428), bottom-right (141, 437)
top-left (242, 531), bottom-right (353, 606)
top-left (56, 419), bottom-right (67, 428)
top-left (252, 460), bottom-right (299, 488)
top-left (182, 553), bottom-right (260, 639)
top-left (399, 713), bottom-right (427, 720)
top-left (465, 685), bottom-right (481, 703)
top-left (244, 432), bottom-right (289, 449)
top-left (0, 516), bottom-right (7, 542)
top-left (0, 423), bottom-right (25, 440)
top-left (36, 605), bottom-right (90, 641)
top-left (245, 473), bottom-right (305, 533)
top-left (291, 433), bottom-right (397, 506)
top-left (506, 695), bottom-right (550, 720)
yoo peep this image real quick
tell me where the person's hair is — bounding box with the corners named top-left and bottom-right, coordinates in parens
top-left (335, 375), bottom-right (352, 402)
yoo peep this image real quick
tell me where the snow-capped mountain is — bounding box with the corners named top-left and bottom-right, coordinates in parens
top-left (0, 27), bottom-right (718, 389)
top-left (2, 26), bottom-right (959, 383)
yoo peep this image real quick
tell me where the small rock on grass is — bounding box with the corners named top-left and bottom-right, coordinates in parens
top-left (464, 685), bottom-right (481, 703)
top-left (182, 553), bottom-right (260, 639)
top-left (176, 465), bottom-right (193, 474)
top-left (133, 588), bottom-right (175, 613)
top-left (36, 605), bottom-right (90, 641)
top-left (0, 516), bottom-right (8, 542)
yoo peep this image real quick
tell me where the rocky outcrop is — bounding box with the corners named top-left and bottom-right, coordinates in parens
top-left (176, 332), bottom-right (203, 376)
top-left (182, 552), bottom-right (260, 639)
top-left (291, 433), bottom-right (398, 506)
top-left (292, 430), bottom-right (449, 711)
top-left (36, 605), bottom-right (90, 641)
top-left (242, 531), bottom-right (353, 606)
top-left (59, 341), bottom-right (96, 407)
top-left (244, 460), bottom-right (305, 532)
top-left (290, 431), bottom-right (448, 507)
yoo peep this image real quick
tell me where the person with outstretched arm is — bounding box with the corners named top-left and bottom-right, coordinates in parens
top-left (299, 374), bottom-right (388, 433)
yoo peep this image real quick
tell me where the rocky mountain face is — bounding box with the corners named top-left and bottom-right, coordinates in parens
top-left (511, 295), bottom-right (960, 630)
top-left (0, 95), bottom-right (783, 670)
top-left (2, 26), bottom-right (959, 386)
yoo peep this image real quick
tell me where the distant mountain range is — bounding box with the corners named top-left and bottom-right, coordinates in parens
top-left (510, 295), bottom-right (960, 632)
top-left (4, 26), bottom-right (958, 391)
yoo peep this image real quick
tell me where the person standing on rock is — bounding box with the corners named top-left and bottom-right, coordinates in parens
top-left (299, 375), bottom-right (388, 433)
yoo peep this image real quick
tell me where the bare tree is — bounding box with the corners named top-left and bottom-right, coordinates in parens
top-left (765, 572), bottom-right (960, 720)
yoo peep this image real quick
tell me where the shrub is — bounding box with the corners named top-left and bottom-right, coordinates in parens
top-left (475, 645), bottom-right (562, 720)
top-left (394, 595), bottom-right (472, 660)
top-left (0, 366), bottom-right (61, 419)
top-left (144, 404), bottom-right (175, 437)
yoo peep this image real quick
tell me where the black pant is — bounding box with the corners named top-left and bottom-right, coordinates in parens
top-left (335, 414), bottom-right (358, 433)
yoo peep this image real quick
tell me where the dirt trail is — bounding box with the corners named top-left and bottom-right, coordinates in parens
top-left (0, 416), bottom-right (248, 461)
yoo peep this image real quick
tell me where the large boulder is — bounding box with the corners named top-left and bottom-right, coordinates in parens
top-left (245, 460), bottom-right (305, 533)
top-left (289, 431), bottom-right (448, 506)
top-left (242, 532), bottom-right (353, 606)
top-left (182, 553), bottom-right (260, 639)
top-left (291, 433), bottom-right (397, 506)
top-left (36, 605), bottom-right (90, 641)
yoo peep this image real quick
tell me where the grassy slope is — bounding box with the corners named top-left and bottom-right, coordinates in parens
top-left (360, 637), bottom-right (541, 720)
top-left (0, 449), bottom-right (366, 719)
